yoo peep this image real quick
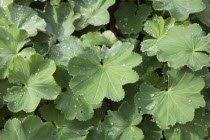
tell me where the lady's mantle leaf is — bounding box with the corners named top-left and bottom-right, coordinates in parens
top-left (0, 0), bottom-right (13, 8)
top-left (68, 43), bottom-right (142, 104)
top-left (49, 36), bottom-right (83, 67)
top-left (103, 102), bottom-right (144, 140)
top-left (165, 109), bottom-right (210, 140)
top-left (73, 0), bottom-right (115, 30)
top-left (55, 89), bottom-right (94, 121)
top-left (0, 4), bottom-right (46, 36)
top-left (141, 16), bottom-right (175, 56)
top-left (135, 68), bottom-right (205, 129)
top-left (4, 54), bottom-right (61, 112)
top-left (157, 24), bottom-right (210, 71)
top-left (0, 25), bottom-right (29, 79)
top-left (153, 0), bottom-right (206, 21)
top-left (40, 2), bottom-right (79, 41)
top-left (0, 115), bottom-right (56, 140)
top-left (114, 2), bottom-right (151, 35)
top-left (197, 0), bottom-right (210, 27)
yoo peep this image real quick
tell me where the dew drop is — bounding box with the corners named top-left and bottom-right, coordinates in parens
top-left (188, 99), bottom-right (192, 102)
top-left (145, 101), bottom-right (156, 110)
top-left (150, 94), bottom-right (155, 97)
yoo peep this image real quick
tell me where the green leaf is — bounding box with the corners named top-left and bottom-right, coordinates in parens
top-left (4, 54), bottom-right (61, 112)
top-left (81, 31), bottom-right (119, 47)
top-left (40, 2), bottom-right (79, 41)
top-left (114, 2), bottom-right (151, 35)
top-left (135, 68), bottom-right (205, 129)
top-left (39, 103), bottom-right (94, 140)
top-left (153, 0), bottom-right (206, 21)
top-left (165, 109), bottom-right (210, 140)
top-left (0, 115), bottom-right (56, 140)
top-left (49, 36), bottom-right (83, 66)
top-left (55, 89), bottom-right (94, 121)
top-left (68, 42), bottom-right (141, 104)
top-left (74, 0), bottom-right (115, 30)
top-left (139, 116), bottom-right (162, 140)
top-left (0, 0), bottom-right (13, 8)
top-left (0, 25), bottom-right (29, 79)
top-left (53, 66), bottom-right (71, 88)
top-left (0, 80), bottom-right (13, 108)
top-left (197, 0), bottom-right (210, 27)
top-left (141, 16), bottom-right (175, 56)
top-left (0, 4), bottom-right (46, 36)
top-left (156, 24), bottom-right (210, 71)
top-left (103, 102), bottom-right (144, 140)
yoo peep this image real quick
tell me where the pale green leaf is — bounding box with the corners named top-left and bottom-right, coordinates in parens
top-left (153, 0), bottom-right (206, 21)
top-left (4, 54), bottom-right (61, 112)
top-left (55, 89), bottom-right (94, 121)
top-left (40, 2), bottom-right (79, 41)
top-left (68, 43), bottom-right (141, 104)
top-left (157, 24), bottom-right (210, 71)
top-left (0, 4), bottom-right (46, 36)
top-left (81, 31), bottom-right (119, 47)
top-left (165, 109), bottom-right (210, 140)
top-left (74, 0), bottom-right (115, 30)
top-left (115, 2), bottom-right (151, 34)
top-left (141, 16), bottom-right (175, 56)
top-left (135, 68), bottom-right (205, 129)
top-left (0, 25), bottom-right (29, 79)
top-left (0, 0), bottom-right (13, 8)
top-left (0, 115), bottom-right (56, 140)
top-left (49, 36), bottom-right (83, 66)
top-left (103, 102), bottom-right (144, 140)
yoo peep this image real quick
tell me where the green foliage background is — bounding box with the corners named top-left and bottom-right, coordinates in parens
top-left (0, 0), bottom-right (209, 139)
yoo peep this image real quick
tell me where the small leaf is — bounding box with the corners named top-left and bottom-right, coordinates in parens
top-left (55, 89), bottom-right (94, 121)
top-left (0, 115), bottom-right (56, 140)
top-left (74, 0), bottom-right (115, 30)
top-left (115, 2), bottom-right (151, 35)
top-left (103, 102), bottom-right (144, 140)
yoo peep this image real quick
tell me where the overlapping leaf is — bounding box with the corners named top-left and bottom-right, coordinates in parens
top-left (197, 0), bottom-right (210, 27)
top-left (135, 68), bottom-right (205, 129)
top-left (68, 42), bottom-right (141, 104)
top-left (0, 25), bottom-right (29, 79)
top-left (55, 89), bottom-right (94, 121)
top-left (103, 102), bottom-right (144, 140)
top-left (0, 4), bottom-right (46, 36)
top-left (0, 115), bottom-right (56, 140)
top-left (157, 24), bottom-right (210, 71)
top-left (49, 36), bottom-right (83, 66)
top-left (141, 16), bottom-right (175, 56)
top-left (4, 54), bottom-right (61, 112)
top-left (115, 2), bottom-right (151, 35)
top-left (73, 0), bottom-right (115, 30)
top-left (40, 2), bottom-right (79, 41)
top-left (153, 0), bottom-right (206, 21)
top-left (165, 109), bottom-right (210, 140)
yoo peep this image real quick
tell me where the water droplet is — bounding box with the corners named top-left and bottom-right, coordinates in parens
top-left (174, 128), bottom-right (178, 132)
top-left (188, 99), bottom-right (192, 102)
top-left (35, 73), bottom-right (38, 76)
top-left (122, 64), bottom-right (126, 66)
top-left (145, 101), bottom-right (156, 110)
top-left (6, 36), bottom-right (9, 40)
top-left (150, 94), bottom-right (155, 97)
top-left (74, 105), bottom-right (77, 108)
top-left (110, 122), bottom-right (114, 125)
